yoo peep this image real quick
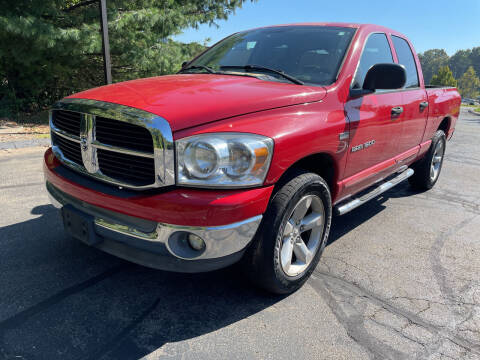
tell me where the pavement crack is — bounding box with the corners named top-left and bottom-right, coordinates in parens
top-left (429, 216), bottom-right (477, 302)
top-left (429, 215), bottom-right (480, 347)
top-left (388, 296), bottom-right (478, 308)
top-left (310, 270), bottom-right (480, 357)
top-left (368, 317), bottom-right (427, 348)
top-left (420, 190), bottom-right (480, 215)
top-left (309, 273), bottom-right (409, 360)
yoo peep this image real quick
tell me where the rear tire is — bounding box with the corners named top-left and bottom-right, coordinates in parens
top-left (409, 130), bottom-right (446, 190)
top-left (242, 170), bottom-right (332, 294)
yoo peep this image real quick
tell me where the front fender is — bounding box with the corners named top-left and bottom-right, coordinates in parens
top-left (173, 97), bottom-right (349, 201)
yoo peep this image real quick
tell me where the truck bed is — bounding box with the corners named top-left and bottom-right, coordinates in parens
top-left (425, 86), bottom-right (461, 140)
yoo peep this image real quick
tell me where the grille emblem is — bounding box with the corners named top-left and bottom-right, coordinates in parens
top-left (80, 135), bottom-right (88, 151)
top-left (80, 115), bottom-right (99, 174)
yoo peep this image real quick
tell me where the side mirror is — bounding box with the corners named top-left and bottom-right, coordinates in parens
top-left (350, 63), bottom-right (406, 97)
top-left (181, 61), bottom-right (189, 69)
top-left (363, 63), bottom-right (406, 91)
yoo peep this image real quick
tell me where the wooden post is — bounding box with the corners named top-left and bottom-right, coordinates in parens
top-left (99, 0), bottom-right (112, 84)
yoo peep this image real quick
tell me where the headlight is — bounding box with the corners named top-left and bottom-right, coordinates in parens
top-left (176, 133), bottom-right (274, 188)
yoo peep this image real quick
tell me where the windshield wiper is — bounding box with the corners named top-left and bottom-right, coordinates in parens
top-left (220, 65), bottom-right (304, 85)
top-left (178, 65), bottom-right (216, 74)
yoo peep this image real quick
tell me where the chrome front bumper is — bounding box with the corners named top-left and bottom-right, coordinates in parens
top-left (47, 182), bottom-right (262, 271)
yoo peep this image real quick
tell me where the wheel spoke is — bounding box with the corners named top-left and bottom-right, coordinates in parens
top-left (283, 220), bottom-right (295, 236)
top-left (293, 239), bottom-right (312, 264)
top-left (291, 196), bottom-right (312, 223)
top-left (430, 166), bottom-right (435, 179)
top-left (433, 155), bottom-right (442, 164)
top-left (300, 212), bottom-right (322, 232)
top-left (436, 142), bottom-right (444, 153)
top-left (281, 236), bottom-right (294, 272)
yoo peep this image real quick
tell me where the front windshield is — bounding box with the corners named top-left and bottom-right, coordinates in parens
top-left (187, 26), bottom-right (356, 86)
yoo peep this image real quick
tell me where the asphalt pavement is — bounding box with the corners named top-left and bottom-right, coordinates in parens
top-left (0, 107), bottom-right (479, 360)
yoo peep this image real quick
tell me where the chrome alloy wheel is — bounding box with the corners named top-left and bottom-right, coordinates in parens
top-left (430, 140), bottom-right (445, 182)
top-left (280, 194), bottom-right (325, 277)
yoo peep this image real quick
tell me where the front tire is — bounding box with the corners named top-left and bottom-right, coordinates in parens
top-left (409, 130), bottom-right (446, 190)
top-left (243, 171), bottom-right (332, 294)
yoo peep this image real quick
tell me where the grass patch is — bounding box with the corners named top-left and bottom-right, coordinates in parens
top-left (475, 107), bottom-right (480, 113)
top-left (35, 133), bottom-right (50, 139)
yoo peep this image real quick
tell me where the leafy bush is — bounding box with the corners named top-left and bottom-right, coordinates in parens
top-left (430, 66), bottom-right (457, 87)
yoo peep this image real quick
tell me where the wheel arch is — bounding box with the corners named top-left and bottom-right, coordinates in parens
top-left (274, 152), bottom-right (337, 195)
top-left (438, 116), bottom-right (451, 135)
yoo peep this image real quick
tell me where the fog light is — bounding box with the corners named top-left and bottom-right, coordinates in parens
top-left (187, 233), bottom-right (205, 251)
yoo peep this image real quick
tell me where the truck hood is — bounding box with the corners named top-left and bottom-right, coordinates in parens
top-left (68, 74), bottom-right (327, 132)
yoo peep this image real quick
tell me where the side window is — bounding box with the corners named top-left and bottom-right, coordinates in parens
top-left (352, 33), bottom-right (393, 89)
top-left (392, 35), bottom-right (419, 88)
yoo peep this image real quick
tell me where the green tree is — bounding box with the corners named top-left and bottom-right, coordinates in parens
top-left (448, 49), bottom-right (472, 79)
top-left (0, 0), bottom-right (252, 115)
top-left (430, 66), bottom-right (457, 87)
top-left (418, 49), bottom-right (449, 84)
top-left (458, 66), bottom-right (480, 99)
top-left (469, 47), bottom-right (480, 80)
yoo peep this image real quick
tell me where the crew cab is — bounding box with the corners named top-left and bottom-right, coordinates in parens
top-left (44, 23), bottom-right (460, 293)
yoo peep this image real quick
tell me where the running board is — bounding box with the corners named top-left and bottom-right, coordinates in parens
top-left (335, 168), bottom-right (414, 216)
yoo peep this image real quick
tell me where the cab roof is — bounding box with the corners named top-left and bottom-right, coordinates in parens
top-left (247, 23), bottom-right (406, 38)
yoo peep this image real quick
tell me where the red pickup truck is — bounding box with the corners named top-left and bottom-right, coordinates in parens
top-left (44, 23), bottom-right (460, 293)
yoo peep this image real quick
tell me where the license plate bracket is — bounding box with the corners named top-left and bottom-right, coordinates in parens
top-left (61, 205), bottom-right (100, 246)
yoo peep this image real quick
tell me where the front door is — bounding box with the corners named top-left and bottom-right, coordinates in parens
top-left (343, 33), bottom-right (403, 192)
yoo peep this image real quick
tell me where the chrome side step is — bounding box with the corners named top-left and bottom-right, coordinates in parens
top-left (335, 168), bottom-right (414, 216)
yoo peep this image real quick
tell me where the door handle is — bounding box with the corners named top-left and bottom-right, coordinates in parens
top-left (391, 106), bottom-right (404, 116)
top-left (419, 101), bottom-right (429, 111)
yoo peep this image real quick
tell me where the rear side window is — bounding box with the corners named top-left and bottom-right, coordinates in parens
top-left (352, 33), bottom-right (393, 89)
top-left (392, 36), bottom-right (419, 88)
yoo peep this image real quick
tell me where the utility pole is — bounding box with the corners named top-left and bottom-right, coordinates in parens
top-left (99, 0), bottom-right (112, 84)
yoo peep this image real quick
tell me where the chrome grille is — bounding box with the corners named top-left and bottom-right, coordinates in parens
top-left (50, 99), bottom-right (175, 190)
top-left (52, 110), bottom-right (82, 134)
top-left (51, 133), bottom-right (83, 165)
top-left (97, 149), bottom-right (155, 186)
top-left (96, 116), bottom-right (154, 153)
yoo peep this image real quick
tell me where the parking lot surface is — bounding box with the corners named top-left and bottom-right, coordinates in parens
top-left (0, 108), bottom-right (479, 360)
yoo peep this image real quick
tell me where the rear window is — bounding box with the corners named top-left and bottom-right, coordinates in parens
top-left (392, 35), bottom-right (420, 88)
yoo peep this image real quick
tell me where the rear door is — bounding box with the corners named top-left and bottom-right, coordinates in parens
top-left (343, 33), bottom-right (403, 190)
top-left (391, 35), bottom-right (428, 159)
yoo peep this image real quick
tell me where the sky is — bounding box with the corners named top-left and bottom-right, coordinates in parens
top-left (175, 0), bottom-right (480, 55)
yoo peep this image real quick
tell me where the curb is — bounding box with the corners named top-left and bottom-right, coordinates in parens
top-left (0, 138), bottom-right (50, 150)
top-left (468, 109), bottom-right (480, 116)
